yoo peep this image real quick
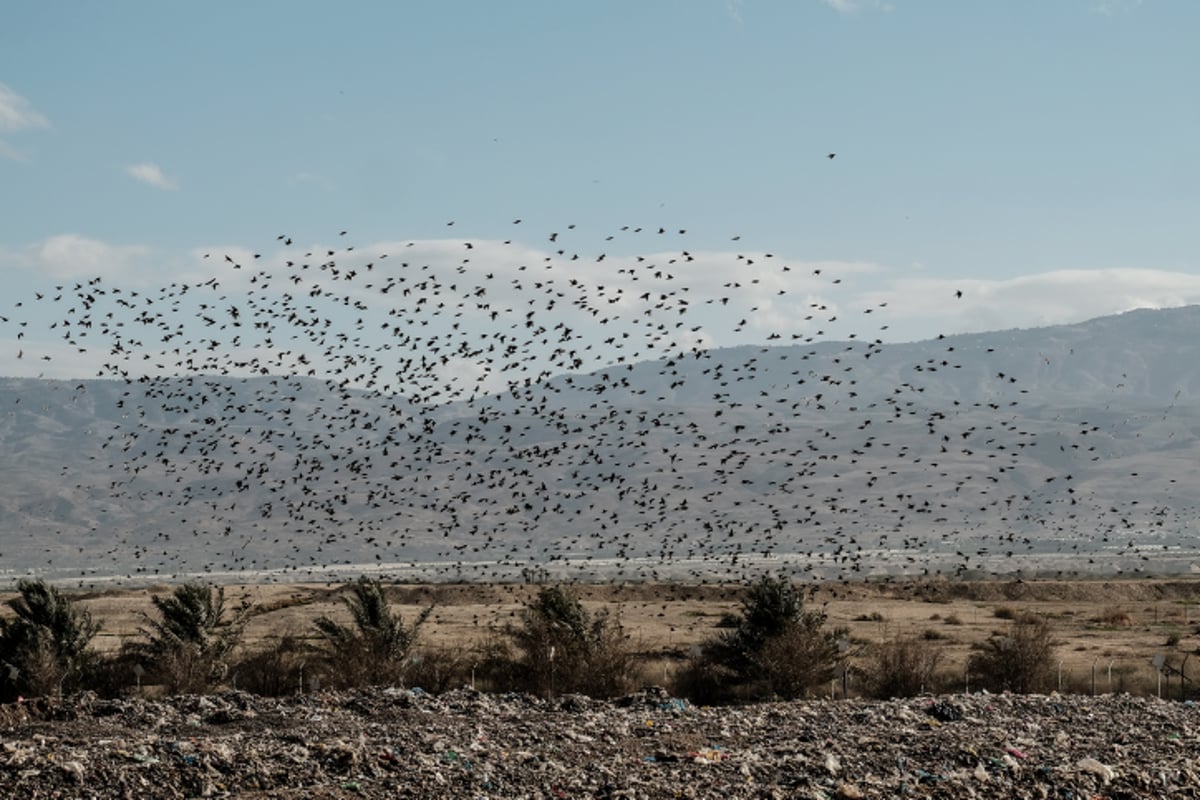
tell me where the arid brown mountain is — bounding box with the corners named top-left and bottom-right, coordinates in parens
top-left (2, 306), bottom-right (1198, 585)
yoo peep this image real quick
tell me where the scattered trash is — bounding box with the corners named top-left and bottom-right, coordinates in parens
top-left (836, 781), bottom-right (864, 798)
top-left (0, 690), bottom-right (1191, 798)
top-left (925, 699), bottom-right (965, 722)
top-left (689, 747), bottom-right (726, 764)
top-left (1076, 756), bottom-right (1117, 784)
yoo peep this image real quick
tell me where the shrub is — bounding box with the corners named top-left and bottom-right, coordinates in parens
top-left (993, 606), bottom-right (1017, 620)
top-left (670, 650), bottom-right (739, 705)
top-left (675, 575), bottom-right (843, 702)
top-left (753, 617), bottom-right (842, 700)
top-left (1094, 607), bottom-right (1134, 627)
top-left (128, 582), bottom-right (249, 694)
top-left (510, 585), bottom-right (640, 698)
top-left (230, 633), bottom-right (310, 696)
top-left (0, 579), bottom-right (100, 700)
top-left (466, 630), bottom-right (523, 693)
top-left (313, 577), bottom-right (432, 689)
top-left (87, 648), bottom-right (148, 699)
top-left (863, 634), bottom-right (944, 699)
top-left (967, 614), bottom-right (1055, 693)
top-left (943, 614), bottom-right (963, 626)
top-left (405, 646), bottom-right (471, 694)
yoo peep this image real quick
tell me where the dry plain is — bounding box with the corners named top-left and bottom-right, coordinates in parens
top-left (4, 578), bottom-right (1196, 698)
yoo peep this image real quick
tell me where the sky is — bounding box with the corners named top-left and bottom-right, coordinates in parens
top-left (1, 0), bottom-right (1198, 382)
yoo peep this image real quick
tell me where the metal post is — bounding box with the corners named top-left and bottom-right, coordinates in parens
top-left (1058, 660), bottom-right (1064, 693)
top-left (837, 637), bottom-right (849, 699)
top-left (1108, 660), bottom-right (1115, 694)
top-left (1091, 658), bottom-right (1098, 696)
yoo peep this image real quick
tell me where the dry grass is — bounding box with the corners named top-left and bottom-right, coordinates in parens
top-left (5, 578), bottom-right (1200, 698)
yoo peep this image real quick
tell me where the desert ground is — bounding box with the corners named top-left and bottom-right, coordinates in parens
top-left (8, 577), bottom-right (1199, 698)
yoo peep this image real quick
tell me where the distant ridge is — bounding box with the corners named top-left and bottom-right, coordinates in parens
top-left (2, 306), bottom-right (1198, 584)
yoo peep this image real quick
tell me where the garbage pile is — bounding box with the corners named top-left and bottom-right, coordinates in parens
top-left (3, 687), bottom-right (1199, 798)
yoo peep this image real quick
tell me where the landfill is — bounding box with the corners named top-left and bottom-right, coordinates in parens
top-left (3, 687), bottom-right (1200, 798)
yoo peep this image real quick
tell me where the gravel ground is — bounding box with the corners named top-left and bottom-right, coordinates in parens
top-left (3, 687), bottom-right (1200, 798)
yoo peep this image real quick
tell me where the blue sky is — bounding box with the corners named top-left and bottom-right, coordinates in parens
top-left (1, 0), bottom-right (1198, 380)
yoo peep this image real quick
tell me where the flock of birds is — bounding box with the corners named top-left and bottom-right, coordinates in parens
top-left (0, 218), bottom-right (1193, 585)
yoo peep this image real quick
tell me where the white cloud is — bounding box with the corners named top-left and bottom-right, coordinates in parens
top-left (725, 0), bottom-right (745, 25)
top-left (858, 268), bottom-right (1200, 343)
top-left (818, 0), bottom-right (892, 13)
top-left (0, 234), bottom-right (152, 281)
top-left (4, 230), bottom-right (1197, 385)
top-left (127, 162), bottom-right (179, 190)
top-left (178, 235), bottom-right (1200, 358)
top-left (0, 82), bottom-right (49, 160)
top-left (0, 83), bottom-right (48, 132)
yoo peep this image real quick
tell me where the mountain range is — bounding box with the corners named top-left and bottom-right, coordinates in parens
top-left (2, 306), bottom-right (1198, 585)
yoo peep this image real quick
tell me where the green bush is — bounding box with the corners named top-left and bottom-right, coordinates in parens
top-left (230, 633), bottom-right (310, 696)
top-left (464, 630), bottom-right (523, 693)
top-left (313, 577), bottom-right (431, 689)
top-left (863, 634), bottom-right (944, 698)
top-left (510, 585), bottom-right (641, 698)
top-left (86, 648), bottom-right (147, 699)
top-left (128, 582), bottom-right (249, 694)
top-left (0, 579), bottom-right (100, 700)
top-left (405, 646), bottom-right (472, 694)
top-left (673, 575), bottom-right (843, 702)
top-left (671, 650), bottom-right (739, 705)
top-left (967, 615), bottom-right (1055, 693)
top-left (752, 617), bottom-right (842, 700)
